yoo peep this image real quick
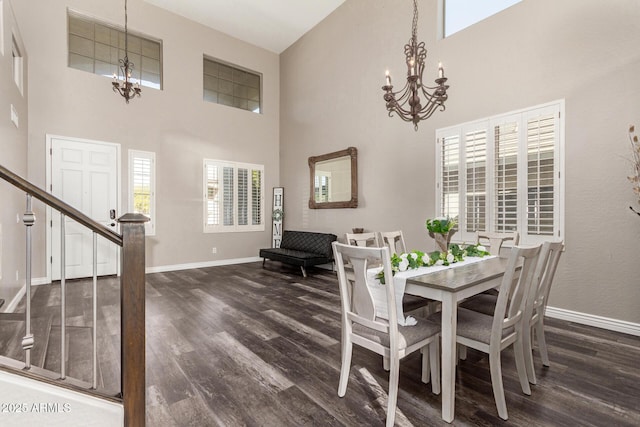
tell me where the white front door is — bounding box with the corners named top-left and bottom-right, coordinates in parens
top-left (49, 136), bottom-right (119, 280)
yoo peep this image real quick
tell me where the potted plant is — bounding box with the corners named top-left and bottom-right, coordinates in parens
top-left (426, 217), bottom-right (457, 253)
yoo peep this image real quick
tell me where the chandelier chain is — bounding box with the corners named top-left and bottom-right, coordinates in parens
top-left (112, 0), bottom-right (141, 103)
top-left (411, 0), bottom-right (418, 41)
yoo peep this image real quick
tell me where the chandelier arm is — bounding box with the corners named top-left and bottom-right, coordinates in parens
top-left (380, 0), bottom-right (448, 130)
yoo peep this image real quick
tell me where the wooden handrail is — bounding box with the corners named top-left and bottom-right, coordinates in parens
top-left (0, 164), bottom-right (122, 246)
top-left (1, 163), bottom-right (147, 426)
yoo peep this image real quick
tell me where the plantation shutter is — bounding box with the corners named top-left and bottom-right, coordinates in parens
top-left (206, 164), bottom-right (220, 226)
top-left (223, 166), bottom-right (234, 226)
top-left (237, 168), bottom-right (248, 226)
top-left (464, 129), bottom-right (487, 233)
top-left (494, 120), bottom-right (519, 233)
top-left (440, 134), bottom-right (460, 221)
top-left (251, 169), bottom-right (262, 226)
top-left (526, 113), bottom-right (556, 236)
top-left (132, 157), bottom-right (152, 217)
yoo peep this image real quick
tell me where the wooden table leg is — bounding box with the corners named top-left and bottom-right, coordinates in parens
top-left (441, 293), bottom-right (457, 423)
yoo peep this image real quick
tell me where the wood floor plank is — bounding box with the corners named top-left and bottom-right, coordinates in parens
top-left (1, 262), bottom-right (639, 426)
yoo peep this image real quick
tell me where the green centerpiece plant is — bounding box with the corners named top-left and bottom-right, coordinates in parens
top-left (426, 216), bottom-right (457, 252)
top-left (376, 243), bottom-right (490, 284)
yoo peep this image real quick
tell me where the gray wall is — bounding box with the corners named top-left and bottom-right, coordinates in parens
top-left (280, 0), bottom-right (640, 323)
top-left (11, 0), bottom-right (280, 279)
top-left (0, 0), bottom-right (28, 307)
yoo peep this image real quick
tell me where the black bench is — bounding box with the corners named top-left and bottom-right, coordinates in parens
top-left (259, 230), bottom-right (337, 277)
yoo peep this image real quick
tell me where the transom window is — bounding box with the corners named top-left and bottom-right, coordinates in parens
top-left (436, 101), bottom-right (564, 245)
top-left (203, 57), bottom-right (261, 113)
top-left (68, 10), bottom-right (162, 89)
top-left (204, 159), bottom-right (264, 233)
top-left (443, 0), bottom-right (522, 37)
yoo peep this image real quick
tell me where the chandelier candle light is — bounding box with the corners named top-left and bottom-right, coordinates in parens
top-left (112, 0), bottom-right (141, 103)
top-left (382, 0), bottom-right (449, 130)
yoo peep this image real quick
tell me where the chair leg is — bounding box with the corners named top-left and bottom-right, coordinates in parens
top-left (429, 339), bottom-right (441, 395)
top-left (458, 344), bottom-right (467, 361)
top-left (421, 347), bottom-right (430, 384)
top-left (536, 318), bottom-right (550, 367)
top-left (386, 353), bottom-right (400, 427)
top-left (523, 324), bottom-right (537, 385)
top-left (300, 266), bottom-right (307, 278)
top-left (489, 348), bottom-right (508, 420)
top-left (383, 356), bottom-right (390, 371)
top-left (338, 340), bottom-right (353, 397)
top-left (514, 335), bottom-right (532, 396)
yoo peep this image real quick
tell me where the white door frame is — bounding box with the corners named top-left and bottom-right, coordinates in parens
top-left (45, 134), bottom-right (122, 283)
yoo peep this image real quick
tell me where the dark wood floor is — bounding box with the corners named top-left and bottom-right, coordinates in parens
top-left (1, 262), bottom-right (639, 426)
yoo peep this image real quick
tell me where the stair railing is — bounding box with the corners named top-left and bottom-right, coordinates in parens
top-left (0, 164), bottom-right (147, 426)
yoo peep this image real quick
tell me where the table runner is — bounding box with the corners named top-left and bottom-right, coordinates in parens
top-left (366, 256), bottom-right (496, 326)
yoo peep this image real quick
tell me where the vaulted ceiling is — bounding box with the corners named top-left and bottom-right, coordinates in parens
top-left (143, 0), bottom-right (346, 53)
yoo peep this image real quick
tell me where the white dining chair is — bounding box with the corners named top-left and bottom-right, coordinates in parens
top-left (345, 232), bottom-right (381, 248)
top-left (476, 231), bottom-right (520, 256)
top-left (332, 242), bottom-right (441, 427)
top-left (522, 240), bottom-right (564, 384)
top-left (430, 244), bottom-right (541, 420)
top-left (378, 230), bottom-right (407, 255)
top-left (460, 240), bottom-right (564, 384)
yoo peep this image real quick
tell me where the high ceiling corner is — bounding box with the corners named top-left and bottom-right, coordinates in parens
top-left (143, 0), bottom-right (346, 54)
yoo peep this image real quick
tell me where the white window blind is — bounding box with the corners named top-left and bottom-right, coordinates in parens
top-left (464, 129), bottom-right (487, 233)
top-left (251, 169), bottom-right (262, 226)
top-left (128, 150), bottom-right (155, 235)
top-left (204, 159), bottom-right (264, 233)
top-left (440, 134), bottom-right (460, 221)
top-left (436, 101), bottom-right (563, 245)
top-left (494, 120), bottom-right (519, 233)
top-left (526, 113), bottom-right (556, 236)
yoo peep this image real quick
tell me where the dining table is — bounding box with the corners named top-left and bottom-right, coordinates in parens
top-left (404, 256), bottom-right (511, 423)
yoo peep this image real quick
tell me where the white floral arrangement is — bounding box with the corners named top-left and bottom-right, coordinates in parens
top-left (376, 243), bottom-right (489, 284)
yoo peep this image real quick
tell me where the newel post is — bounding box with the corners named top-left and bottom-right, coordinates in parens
top-left (118, 213), bottom-right (149, 427)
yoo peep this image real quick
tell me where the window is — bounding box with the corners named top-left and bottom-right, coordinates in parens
top-left (436, 101), bottom-right (564, 245)
top-left (12, 35), bottom-right (23, 93)
top-left (128, 150), bottom-right (156, 236)
top-left (204, 159), bottom-right (264, 232)
top-left (203, 57), bottom-right (261, 113)
top-left (443, 0), bottom-right (522, 37)
top-left (68, 10), bottom-right (162, 89)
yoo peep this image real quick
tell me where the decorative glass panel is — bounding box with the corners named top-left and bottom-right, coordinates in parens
top-left (68, 11), bottom-right (162, 89)
top-left (203, 57), bottom-right (261, 113)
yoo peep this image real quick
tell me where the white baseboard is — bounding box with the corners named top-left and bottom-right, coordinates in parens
top-left (545, 306), bottom-right (640, 337)
top-left (145, 256), bottom-right (262, 274)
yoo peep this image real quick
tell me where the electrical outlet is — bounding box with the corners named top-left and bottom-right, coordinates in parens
top-left (211, 247), bottom-right (217, 254)
top-left (15, 270), bottom-right (19, 281)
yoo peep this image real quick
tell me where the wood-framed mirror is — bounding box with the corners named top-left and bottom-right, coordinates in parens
top-left (308, 147), bottom-right (358, 209)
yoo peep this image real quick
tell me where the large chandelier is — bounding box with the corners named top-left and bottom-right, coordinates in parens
top-left (112, 0), bottom-right (141, 103)
top-left (382, 0), bottom-right (449, 130)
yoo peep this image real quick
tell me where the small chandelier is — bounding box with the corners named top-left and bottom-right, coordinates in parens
top-left (382, 0), bottom-right (449, 130)
top-left (112, 0), bottom-right (141, 103)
